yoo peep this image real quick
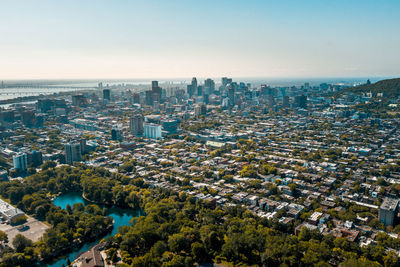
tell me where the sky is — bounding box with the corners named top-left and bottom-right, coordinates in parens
top-left (0, 0), bottom-right (399, 80)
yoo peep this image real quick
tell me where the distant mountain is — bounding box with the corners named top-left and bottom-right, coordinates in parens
top-left (340, 78), bottom-right (400, 98)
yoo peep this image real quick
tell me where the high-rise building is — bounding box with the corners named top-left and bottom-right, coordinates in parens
top-left (187, 85), bottom-right (194, 98)
top-left (13, 152), bottom-right (28, 172)
top-left (27, 150), bottom-right (43, 167)
top-left (0, 110), bottom-right (15, 123)
top-left (80, 139), bottom-right (87, 155)
top-left (204, 78), bottom-right (215, 95)
top-left (103, 89), bottom-right (111, 101)
top-left (197, 85), bottom-right (204, 97)
top-left (152, 81), bottom-right (162, 103)
top-left (143, 123), bottom-right (162, 139)
top-left (187, 77), bottom-right (198, 98)
top-left (130, 115), bottom-right (144, 137)
top-left (72, 95), bottom-right (88, 107)
top-left (132, 93), bottom-right (140, 104)
top-left (21, 110), bottom-right (36, 127)
top-left (222, 77), bottom-right (232, 87)
top-left (162, 120), bottom-right (178, 135)
top-left (379, 197), bottom-right (399, 226)
top-left (283, 96), bottom-right (290, 108)
top-left (111, 126), bottom-right (123, 141)
top-left (295, 95), bottom-right (307, 109)
top-left (65, 143), bottom-right (82, 165)
top-left (191, 77), bottom-right (197, 91)
top-left (227, 85), bottom-right (235, 107)
top-left (145, 90), bottom-right (153, 105)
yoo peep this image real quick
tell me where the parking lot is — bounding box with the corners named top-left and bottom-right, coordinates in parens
top-left (0, 216), bottom-right (50, 247)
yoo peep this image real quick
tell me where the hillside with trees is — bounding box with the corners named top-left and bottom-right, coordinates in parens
top-left (338, 78), bottom-right (400, 98)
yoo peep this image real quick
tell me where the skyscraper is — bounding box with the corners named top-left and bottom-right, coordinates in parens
top-left (111, 126), bottom-right (123, 141)
top-left (13, 152), bottom-right (28, 172)
top-left (295, 95), bottom-right (307, 109)
top-left (145, 90), bottom-right (153, 106)
top-left (130, 115), bottom-right (144, 137)
top-left (191, 77), bottom-right (197, 91)
top-left (204, 78), bottom-right (215, 95)
top-left (283, 96), bottom-right (290, 108)
top-left (151, 80), bottom-right (162, 103)
top-left (65, 143), bottom-right (82, 165)
top-left (103, 89), bottom-right (111, 101)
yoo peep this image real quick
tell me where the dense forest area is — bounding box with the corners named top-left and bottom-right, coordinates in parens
top-left (0, 164), bottom-right (399, 266)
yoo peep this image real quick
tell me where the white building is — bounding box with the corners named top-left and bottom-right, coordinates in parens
top-left (0, 198), bottom-right (25, 223)
top-left (143, 123), bottom-right (162, 139)
top-left (13, 152), bottom-right (28, 172)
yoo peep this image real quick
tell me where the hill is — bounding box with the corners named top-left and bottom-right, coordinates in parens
top-left (339, 78), bottom-right (400, 98)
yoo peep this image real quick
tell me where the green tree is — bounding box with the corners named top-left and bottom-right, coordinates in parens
top-left (12, 234), bottom-right (33, 252)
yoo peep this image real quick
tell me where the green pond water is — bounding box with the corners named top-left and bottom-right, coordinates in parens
top-left (45, 192), bottom-right (140, 267)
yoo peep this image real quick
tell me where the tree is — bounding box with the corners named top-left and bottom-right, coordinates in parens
top-left (41, 161), bottom-right (57, 170)
top-left (191, 242), bottom-right (209, 262)
top-left (12, 234), bottom-right (33, 252)
top-left (0, 230), bottom-right (8, 244)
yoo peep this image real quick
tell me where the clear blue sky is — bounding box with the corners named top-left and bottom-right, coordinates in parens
top-left (0, 0), bottom-right (399, 79)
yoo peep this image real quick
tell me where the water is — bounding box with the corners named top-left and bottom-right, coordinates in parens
top-left (0, 87), bottom-right (86, 101)
top-left (46, 192), bottom-right (141, 267)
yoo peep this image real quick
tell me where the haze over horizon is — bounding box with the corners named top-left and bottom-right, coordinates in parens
top-left (1, 0), bottom-right (399, 80)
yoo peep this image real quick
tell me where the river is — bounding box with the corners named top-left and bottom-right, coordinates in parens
top-left (46, 192), bottom-right (141, 267)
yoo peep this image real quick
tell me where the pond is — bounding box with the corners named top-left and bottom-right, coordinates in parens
top-left (45, 192), bottom-right (141, 267)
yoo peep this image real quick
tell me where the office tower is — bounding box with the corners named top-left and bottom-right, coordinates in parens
top-left (103, 89), bottom-right (111, 101)
top-left (268, 95), bottom-right (275, 108)
top-left (21, 110), bottom-right (36, 127)
top-left (227, 85), bottom-right (235, 106)
top-left (295, 95), bottom-right (307, 109)
top-left (379, 198), bottom-right (399, 226)
top-left (27, 150), bottom-right (43, 167)
top-left (153, 101), bottom-right (160, 113)
top-left (0, 110), bottom-right (15, 123)
top-left (35, 115), bottom-right (44, 128)
top-left (98, 82), bottom-right (103, 89)
top-left (203, 94), bottom-right (209, 105)
top-left (111, 126), bottom-right (123, 141)
top-left (143, 123), bottom-right (162, 139)
top-left (80, 139), bottom-right (87, 155)
top-left (145, 90), bottom-right (153, 105)
top-left (222, 77), bottom-right (232, 87)
top-left (13, 152), bottom-right (28, 172)
top-left (162, 120), bottom-right (178, 135)
top-left (65, 143), bottom-right (82, 165)
top-left (187, 84), bottom-right (194, 98)
top-left (197, 85), bottom-right (204, 97)
top-left (72, 95), bottom-right (88, 107)
top-left (204, 78), bottom-right (215, 95)
top-left (130, 115), bottom-right (144, 136)
top-left (132, 93), bottom-right (140, 104)
top-left (191, 77), bottom-right (198, 91)
top-left (283, 96), bottom-right (290, 108)
top-left (152, 81), bottom-right (162, 102)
